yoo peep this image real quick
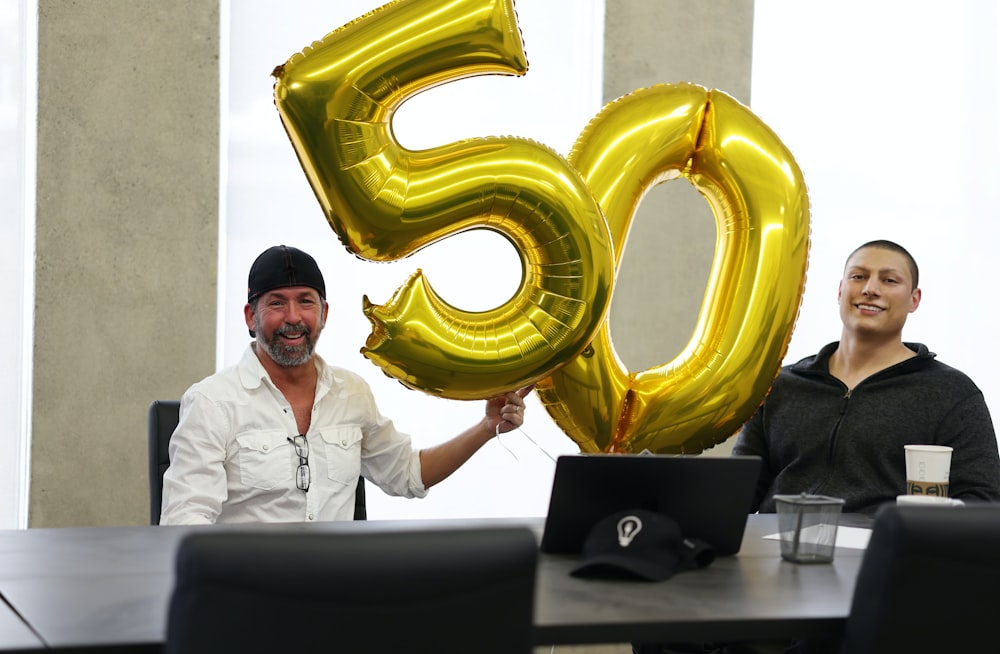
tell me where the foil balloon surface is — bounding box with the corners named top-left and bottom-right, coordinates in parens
top-left (535, 83), bottom-right (810, 454)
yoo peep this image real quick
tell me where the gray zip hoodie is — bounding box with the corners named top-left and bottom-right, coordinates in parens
top-left (733, 342), bottom-right (1000, 515)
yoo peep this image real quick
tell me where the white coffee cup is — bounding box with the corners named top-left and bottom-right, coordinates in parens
top-left (903, 444), bottom-right (952, 497)
top-left (896, 494), bottom-right (963, 507)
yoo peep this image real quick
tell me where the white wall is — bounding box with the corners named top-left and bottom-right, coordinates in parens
top-left (223, 0), bottom-right (605, 519)
top-left (752, 1), bottom-right (1000, 436)
top-left (0, 0), bottom-right (33, 529)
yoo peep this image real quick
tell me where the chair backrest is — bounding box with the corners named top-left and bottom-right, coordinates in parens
top-left (147, 400), bottom-right (366, 524)
top-left (147, 400), bottom-right (181, 525)
top-left (166, 525), bottom-right (538, 654)
top-left (843, 503), bottom-right (1000, 654)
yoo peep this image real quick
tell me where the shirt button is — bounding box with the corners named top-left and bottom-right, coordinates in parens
top-left (262, 444), bottom-right (269, 451)
top-left (307, 513), bottom-right (315, 521)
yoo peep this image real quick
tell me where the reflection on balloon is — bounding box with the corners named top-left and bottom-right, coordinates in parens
top-left (535, 83), bottom-right (810, 454)
top-left (273, 0), bottom-right (614, 400)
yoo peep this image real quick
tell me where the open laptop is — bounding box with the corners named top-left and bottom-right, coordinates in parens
top-left (539, 453), bottom-right (762, 555)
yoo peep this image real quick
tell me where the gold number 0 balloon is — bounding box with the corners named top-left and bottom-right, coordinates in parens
top-left (535, 83), bottom-right (810, 454)
top-left (272, 0), bottom-right (614, 400)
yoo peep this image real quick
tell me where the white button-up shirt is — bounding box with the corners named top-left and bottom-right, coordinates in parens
top-left (160, 345), bottom-right (426, 524)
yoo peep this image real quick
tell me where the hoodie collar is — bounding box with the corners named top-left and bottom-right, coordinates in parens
top-left (793, 341), bottom-right (935, 375)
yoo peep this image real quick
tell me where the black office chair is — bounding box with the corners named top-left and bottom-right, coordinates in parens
top-left (843, 503), bottom-right (1000, 653)
top-left (165, 525), bottom-right (538, 654)
top-left (147, 400), bottom-right (366, 524)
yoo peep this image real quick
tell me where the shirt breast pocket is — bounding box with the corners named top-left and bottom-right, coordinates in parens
top-left (320, 425), bottom-right (363, 486)
top-left (235, 430), bottom-right (291, 490)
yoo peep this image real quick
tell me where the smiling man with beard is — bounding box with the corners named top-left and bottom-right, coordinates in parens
top-left (160, 245), bottom-right (529, 525)
top-left (733, 239), bottom-right (1000, 516)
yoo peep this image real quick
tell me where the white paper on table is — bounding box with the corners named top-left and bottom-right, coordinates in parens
top-left (763, 525), bottom-right (872, 550)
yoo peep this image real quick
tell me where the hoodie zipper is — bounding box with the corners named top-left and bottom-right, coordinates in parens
top-left (808, 381), bottom-right (852, 495)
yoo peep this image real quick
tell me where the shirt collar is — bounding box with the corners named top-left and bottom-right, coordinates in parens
top-left (237, 343), bottom-right (348, 399)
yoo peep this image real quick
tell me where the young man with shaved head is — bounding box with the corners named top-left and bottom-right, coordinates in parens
top-left (733, 239), bottom-right (1000, 515)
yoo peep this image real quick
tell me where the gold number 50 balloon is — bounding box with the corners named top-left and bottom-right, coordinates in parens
top-left (273, 0), bottom-right (614, 400)
top-left (274, 0), bottom-right (810, 454)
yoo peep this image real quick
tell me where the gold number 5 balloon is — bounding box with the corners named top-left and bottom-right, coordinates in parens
top-left (273, 0), bottom-right (614, 400)
top-left (536, 84), bottom-right (810, 454)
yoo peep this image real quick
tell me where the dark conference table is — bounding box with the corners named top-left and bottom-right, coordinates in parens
top-left (0, 514), bottom-right (870, 651)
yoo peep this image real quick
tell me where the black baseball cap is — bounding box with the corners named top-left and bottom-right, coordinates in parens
top-left (247, 245), bottom-right (326, 302)
top-left (570, 509), bottom-right (716, 582)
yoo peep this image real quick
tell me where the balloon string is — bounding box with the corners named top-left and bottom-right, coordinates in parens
top-left (494, 424), bottom-right (558, 463)
top-left (494, 424), bottom-right (520, 463)
top-left (519, 428), bottom-right (558, 462)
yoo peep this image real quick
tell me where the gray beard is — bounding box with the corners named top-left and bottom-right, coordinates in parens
top-left (255, 320), bottom-right (315, 367)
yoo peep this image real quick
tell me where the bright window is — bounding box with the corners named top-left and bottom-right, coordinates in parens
top-left (752, 1), bottom-right (1000, 437)
top-left (0, 0), bottom-right (34, 529)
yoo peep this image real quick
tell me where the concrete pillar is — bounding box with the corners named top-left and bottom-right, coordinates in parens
top-left (602, 0), bottom-right (754, 458)
top-left (31, 0), bottom-right (219, 526)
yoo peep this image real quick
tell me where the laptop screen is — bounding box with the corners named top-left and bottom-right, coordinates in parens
top-left (539, 454), bottom-right (762, 555)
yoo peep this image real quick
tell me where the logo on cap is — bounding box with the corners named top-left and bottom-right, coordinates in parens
top-left (617, 515), bottom-right (643, 547)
